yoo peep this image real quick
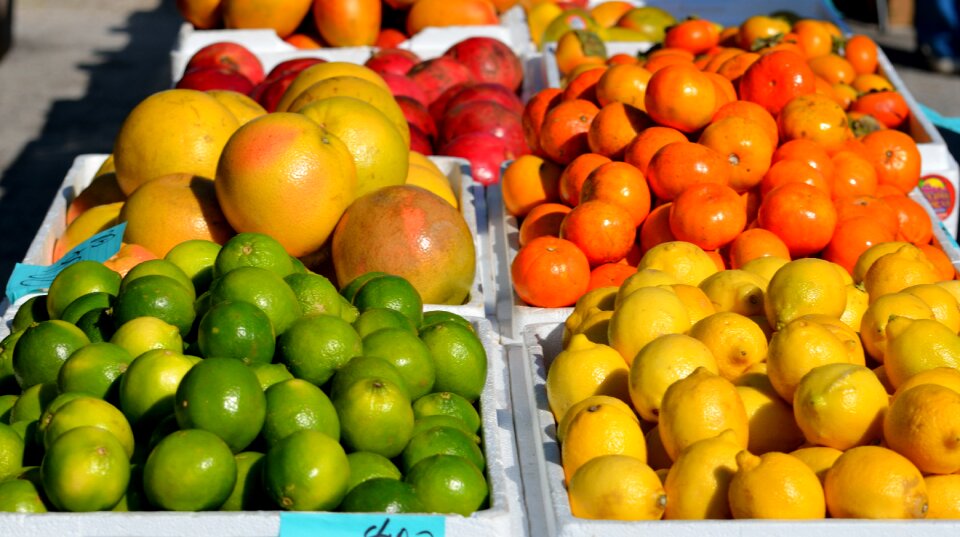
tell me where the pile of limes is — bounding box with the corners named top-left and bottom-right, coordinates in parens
top-left (0, 232), bottom-right (489, 515)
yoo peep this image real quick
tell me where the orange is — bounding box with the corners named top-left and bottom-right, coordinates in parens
top-left (771, 138), bottom-right (834, 180)
top-left (727, 228), bottom-right (791, 269)
top-left (405, 0), bottom-right (497, 35)
top-left (883, 194), bottom-right (934, 245)
top-left (757, 182), bottom-right (837, 258)
top-left (845, 34), bottom-right (879, 74)
top-left (539, 99), bottom-right (600, 165)
top-left (511, 236), bottom-right (590, 308)
top-left (579, 161), bottom-right (651, 227)
top-left (501, 155), bottom-right (562, 218)
top-left (794, 19), bottom-right (834, 57)
top-left (919, 243), bottom-right (957, 280)
top-left (711, 100), bottom-right (779, 147)
top-left (562, 66), bottom-right (606, 103)
top-left (777, 93), bottom-right (852, 153)
top-left (638, 203), bottom-right (675, 253)
top-left (759, 159), bottom-right (831, 197)
top-left (595, 63), bottom-right (652, 109)
top-left (622, 126), bottom-right (687, 176)
top-left (698, 115), bottom-right (775, 192)
top-left (862, 129), bottom-right (922, 194)
top-left (222, 0), bottom-right (311, 37)
top-left (560, 200), bottom-right (636, 267)
top-left (646, 141), bottom-right (731, 201)
top-left (669, 182), bottom-right (747, 251)
top-left (558, 153), bottom-right (611, 206)
top-left (822, 216), bottom-right (897, 276)
top-left (644, 63), bottom-right (718, 133)
top-left (518, 202), bottom-right (571, 247)
top-left (830, 150), bottom-right (878, 198)
top-left (522, 88), bottom-right (562, 156)
top-left (586, 102), bottom-right (650, 160)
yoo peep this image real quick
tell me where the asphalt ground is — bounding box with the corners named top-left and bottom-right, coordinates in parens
top-left (0, 0), bottom-right (957, 289)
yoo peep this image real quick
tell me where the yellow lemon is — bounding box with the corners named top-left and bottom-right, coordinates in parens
top-left (728, 450), bottom-right (826, 519)
top-left (793, 363), bottom-right (889, 450)
top-left (667, 283), bottom-right (716, 325)
top-left (735, 377), bottom-right (805, 455)
top-left (883, 318), bottom-right (960, 388)
top-left (859, 292), bottom-right (934, 362)
top-left (636, 241), bottom-right (718, 286)
top-left (766, 318), bottom-right (851, 403)
top-left (901, 283), bottom-right (960, 333)
top-left (795, 314), bottom-right (866, 366)
top-left (608, 286), bottom-right (691, 366)
top-left (663, 429), bottom-right (741, 519)
top-left (789, 446), bottom-right (843, 484)
top-left (564, 286), bottom-right (619, 348)
top-left (614, 269), bottom-right (678, 307)
top-left (405, 164), bottom-right (457, 209)
top-left (924, 474), bottom-right (960, 519)
top-left (689, 311), bottom-right (768, 381)
top-left (936, 279), bottom-right (960, 304)
top-left (824, 445), bottom-right (928, 519)
top-left (568, 454), bottom-right (666, 520)
top-left (852, 241), bottom-right (912, 284)
top-left (408, 151), bottom-right (443, 175)
top-left (644, 424), bottom-right (672, 470)
top-left (627, 334), bottom-right (719, 422)
top-left (764, 258), bottom-right (847, 330)
top-left (893, 366), bottom-right (960, 403)
top-left (884, 383), bottom-right (960, 474)
top-left (556, 395), bottom-right (638, 443)
top-left (739, 255), bottom-right (788, 285)
top-left (839, 284), bottom-right (869, 332)
top-left (562, 401), bottom-right (647, 482)
top-left (698, 269), bottom-right (768, 317)
top-left (567, 307), bottom-right (614, 346)
top-left (546, 334), bottom-right (631, 424)
top-left (864, 244), bottom-right (939, 303)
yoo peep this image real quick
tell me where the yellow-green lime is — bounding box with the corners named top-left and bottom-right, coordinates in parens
top-left (338, 295), bottom-right (359, 323)
top-left (421, 310), bottom-right (472, 332)
top-left (0, 422), bottom-right (24, 480)
top-left (174, 357), bottom-right (266, 453)
top-left (12, 319), bottom-right (90, 389)
top-left (197, 299), bottom-right (275, 365)
top-left (412, 391), bottom-right (481, 433)
top-left (121, 259), bottom-right (196, 301)
top-left (60, 292), bottom-right (114, 325)
top-left (43, 396), bottom-right (135, 458)
top-left (113, 274), bottom-right (196, 336)
top-left (165, 239), bottom-right (222, 293)
top-left (220, 451), bottom-right (272, 511)
top-left (329, 355), bottom-right (411, 401)
top-left (36, 391), bottom-right (87, 442)
top-left (334, 377), bottom-right (414, 459)
top-left (109, 315), bottom-right (183, 357)
top-left (0, 329), bottom-right (23, 393)
top-left (284, 272), bottom-right (342, 317)
top-left (250, 362), bottom-right (295, 390)
top-left (404, 454), bottom-right (488, 515)
top-left (340, 478), bottom-right (425, 513)
top-left (75, 307), bottom-right (115, 343)
top-left (340, 271), bottom-right (389, 303)
top-left (290, 256), bottom-right (308, 274)
top-left (277, 313), bottom-right (361, 386)
top-left (0, 478), bottom-right (47, 512)
top-left (8, 383), bottom-right (58, 424)
top-left (354, 308), bottom-right (417, 338)
top-left (418, 321), bottom-right (487, 402)
top-left (208, 266), bottom-right (303, 335)
top-left (401, 425), bottom-right (485, 473)
top-left (57, 342), bottom-right (133, 400)
top-left (41, 426), bottom-right (130, 512)
top-left (352, 275), bottom-right (423, 328)
top-left (263, 429), bottom-right (350, 511)
top-left (46, 260), bottom-right (121, 319)
top-left (412, 415), bottom-right (480, 443)
top-left (214, 232), bottom-right (296, 279)
top-left (0, 394), bottom-right (17, 422)
top-left (119, 348), bottom-right (199, 429)
top-left (346, 451), bottom-right (402, 492)
top-left (263, 378), bottom-right (339, 446)
top-left (11, 295), bottom-right (49, 332)
top-left (361, 327), bottom-right (435, 400)
top-left (143, 428), bottom-right (237, 511)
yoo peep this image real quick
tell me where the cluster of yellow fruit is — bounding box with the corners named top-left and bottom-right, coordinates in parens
top-left (546, 239), bottom-right (960, 520)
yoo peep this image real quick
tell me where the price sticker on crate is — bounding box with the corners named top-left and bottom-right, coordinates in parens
top-left (4, 222), bottom-right (126, 303)
top-left (280, 512), bottom-right (445, 537)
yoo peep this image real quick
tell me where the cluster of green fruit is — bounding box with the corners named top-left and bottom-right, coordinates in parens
top-left (0, 232), bottom-right (489, 515)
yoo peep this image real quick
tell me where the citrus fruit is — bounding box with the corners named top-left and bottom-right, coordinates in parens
top-left (46, 260), bottom-right (121, 320)
top-left (109, 315), bottom-right (183, 357)
top-left (113, 275), bottom-right (197, 336)
top-left (883, 317), bottom-right (960, 389)
top-left (263, 429), bottom-right (350, 511)
top-left (164, 239), bottom-right (222, 293)
top-left (340, 271), bottom-right (389, 304)
top-left (0, 394), bottom-right (17, 422)
top-left (764, 257), bottom-right (847, 330)
top-left (793, 363), bottom-right (889, 450)
top-left (197, 299), bottom-right (275, 365)
top-left (823, 445), bottom-right (928, 518)
top-left (766, 317), bottom-right (851, 402)
top-left (735, 373), bottom-right (805, 455)
top-left (250, 362), bottom-right (295, 391)
top-left (859, 292), bottom-right (934, 362)
top-left (340, 478), bottom-right (425, 514)
top-left (174, 357), bottom-right (267, 453)
top-left (790, 446), bottom-right (844, 484)
top-left (75, 307), bottom-right (116, 343)
top-left (43, 396), bottom-right (136, 458)
top-left (214, 232), bottom-right (296, 279)
top-left (925, 474), bottom-right (960, 519)
top-left (568, 454), bottom-right (666, 520)
top-left (60, 292), bottom-right (114, 325)
top-left (208, 265), bottom-right (303, 335)
top-left (0, 479), bottom-right (47, 512)
top-left (35, 391), bottom-right (86, 437)
top-left (220, 451), bottom-right (271, 511)
top-left (119, 348), bottom-right (199, 429)
top-left (421, 310), bottom-right (472, 332)
top-left (41, 426), bottom-right (130, 512)
top-left (263, 378), bottom-right (339, 446)
top-left (284, 272), bottom-right (342, 317)
top-left (412, 391), bottom-right (481, 434)
top-left (346, 451), bottom-right (402, 492)
top-left (0, 422), bottom-right (24, 481)
top-left (0, 329), bottom-right (24, 393)
top-left (121, 259), bottom-right (197, 301)
top-left (419, 320), bottom-right (487, 403)
top-left (12, 319), bottom-right (90, 389)
top-left (56, 342), bottom-right (132, 401)
top-left (12, 295), bottom-right (48, 332)
top-left (405, 454), bottom-right (488, 516)
top-left (608, 286), bottom-right (691, 367)
top-left (627, 333), bottom-right (719, 422)
top-left (546, 334), bottom-right (630, 422)
top-left (562, 400), bottom-right (646, 481)
top-left (411, 415), bottom-right (480, 444)
top-left (728, 450), bottom-right (826, 519)
top-left (334, 377), bottom-right (414, 459)
top-left (143, 428), bottom-right (237, 511)
top-left (663, 429), bottom-right (741, 519)
top-left (361, 327), bottom-right (435, 401)
top-left (353, 308), bottom-right (417, 338)
top-left (352, 274), bottom-right (423, 328)
top-left (401, 425), bottom-right (485, 473)
top-left (688, 311), bottom-right (767, 381)
top-left (884, 383), bottom-right (960, 474)
top-left (329, 355), bottom-right (410, 402)
top-left (277, 313), bottom-right (362, 386)
top-left (8, 382), bottom-right (57, 425)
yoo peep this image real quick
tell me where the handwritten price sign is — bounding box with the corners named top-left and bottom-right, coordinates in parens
top-left (5, 222), bottom-right (126, 303)
top-left (280, 513), bottom-right (445, 537)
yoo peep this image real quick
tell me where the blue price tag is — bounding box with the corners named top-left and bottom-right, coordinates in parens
top-left (5, 222), bottom-right (126, 303)
top-left (280, 512), bottom-right (445, 537)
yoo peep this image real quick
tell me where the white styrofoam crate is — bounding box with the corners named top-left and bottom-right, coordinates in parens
top-left (0, 317), bottom-right (528, 537)
top-left (512, 322), bottom-right (960, 536)
top-left (15, 153), bottom-right (490, 323)
top-left (169, 6), bottom-right (533, 83)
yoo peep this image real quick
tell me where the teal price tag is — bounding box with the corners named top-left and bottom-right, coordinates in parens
top-left (5, 222), bottom-right (126, 303)
top-left (280, 512), bottom-right (445, 537)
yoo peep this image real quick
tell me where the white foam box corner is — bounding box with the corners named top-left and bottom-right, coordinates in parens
top-left (511, 322), bottom-right (960, 537)
top-left (14, 153), bottom-right (491, 324)
top-left (0, 317), bottom-right (529, 537)
top-left (169, 6), bottom-right (533, 83)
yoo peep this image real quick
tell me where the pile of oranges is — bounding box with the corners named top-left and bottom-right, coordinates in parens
top-left (504, 12), bottom-right (949, 308)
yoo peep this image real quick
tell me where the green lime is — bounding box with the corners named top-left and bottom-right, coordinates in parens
top-left (113, 274), bottom-right (196, 336)
top-left (285, 272), bottom-right (342, 317)
top-left (215, 232), bottom-right (295, 279)
top-left (290, 256), bottom-right (308, 275)
top-left (165, 239), bottom-right (222, 294)
top-left (354, 307), bottom-right (417, 338)
top-left (119, 349), bottom-right (198, 429)
top-left (340, 478), bottom-right (425, 514)
top-left (278, 314), bottom-right (361, 386)
top-left (0, 478), bottom-right (47, 512)
top-left (346, 451), bottom-right (402, 492)
top-left (412, 415), bottom-right (480, 443)
top-left (36, 392), bottom-right (86, 442)
top-left (0, 394), bottom-right (17, 423)
top-left (43, 396), bottom-right (135, 458)
top-left (57, 342), bottom-right (133, 400)
top-left (174, 357), bottom-right (266, 453)
top-left (122, 259), bottom-right (196, 300)
top-left (421, 310), bottom-right (472, 332)
top-left (194, 289), bottom-right (213, 323)
top-left (401, 425), bottom-right (485, 473)
top-left (0, 329), bottom-right (24, 394)
top-left (12, 295), bottom-right (49, 332)
top-left (60, 292), bottom-right (114, 325)
top-left (412, 391), bottom-right (481, 434)
top-left (197, 299), bottom-right (275, 365)
top-left (8, 383), bottom-right (57, 424)
top-left (209, 266), bottom-right (303, 335)
top-left (0, 422), bottom-right (25, 481)
top-left (362, 328), bottom-right (435, 400)
top-left (250, 362), bottom-right (295, 391)
top-left (75, 307), bottom-right (115, 343)
top-left (405, 454), bottom-right (488, 516)
top-left (263, 429), bottom-right (349, 511)
top-left (353, 275), bottom-right (423, 328)
top-left (340, 272), bottom-right (389, 303)
top-left (12, 319), bottom-right (90, 389)
top-left (263, 378), bottom-right (338, 446)
top-left (338, 296), bottom-right (359, 323)
top-left (419, 321), bottom-right (487, 402)
top-left (143, 428), bottom-right (237, 511)
top-left (112, 463), bottom-right (148, 512)
top-left (41, 426), bottom-right (130, 512)
top-left (220, 451), bottom-right (271, 511)
top-left (109, 316), bottom-right (183, 357)
top-left (334, 377), bottom-right (413, 459)
top-left (46, 260), bottom-right (121, 320)
top-left (329, 355), bottom-right (410, 402)
top-left (10, 420), bottom-right (40, 467)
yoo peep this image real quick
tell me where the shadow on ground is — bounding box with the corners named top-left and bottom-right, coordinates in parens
top-left (0, 1), bottom-right (180, 288)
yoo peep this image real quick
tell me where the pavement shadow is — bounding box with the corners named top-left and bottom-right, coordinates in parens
top-left (0, 0), bottom-right (181, 287)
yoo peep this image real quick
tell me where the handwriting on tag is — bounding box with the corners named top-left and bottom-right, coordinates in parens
top-left (280, 513), bottom-right (445, 537)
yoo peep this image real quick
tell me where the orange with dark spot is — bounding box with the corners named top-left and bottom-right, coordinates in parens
top-left (559, 153), bottom-right (612, 206)
top-left (698, 115), bottom-right (774, 193)
top-left (539, 99), bottom-right (600, 165)
top-left (862, 129), bottom-right (921, 194)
